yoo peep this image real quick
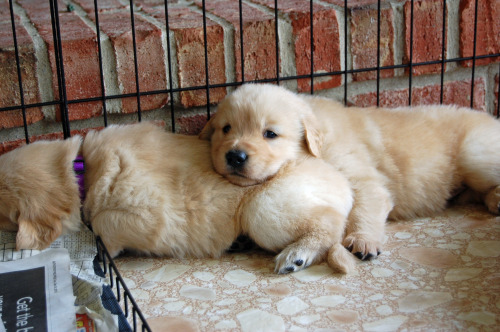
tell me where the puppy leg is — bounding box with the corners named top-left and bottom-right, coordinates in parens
top-left (274, 232), bottom-right (329, 274)
top-left (343, 182), bottom-right (393, 261)
top-left (485, 186), bottom-right (500, 214)
top-left (90, 210), bottom-right (156, 259)
top-left (327, 243), bottom-right (356, 274)
top-left (272, 208), bottom-right (354, 274)
top-left (91, 214), bottom-right (126, 258)
top-left (458, 120), bottom-right (500, 215)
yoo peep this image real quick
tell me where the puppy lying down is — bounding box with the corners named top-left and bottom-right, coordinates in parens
top-left (0, 122), bottom-right (355, 274)
top-left (201, 84), bottom-right (500, 262)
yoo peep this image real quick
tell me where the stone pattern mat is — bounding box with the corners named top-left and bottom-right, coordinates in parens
top-left (114, 205), bottom-right (500, 331)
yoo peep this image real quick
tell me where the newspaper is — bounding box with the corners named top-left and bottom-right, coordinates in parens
top-left (0, 228), bottom-right (118, 331)
top-left (0, 248), bottom-right (75, 332)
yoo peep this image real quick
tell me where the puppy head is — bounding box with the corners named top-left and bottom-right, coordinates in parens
top-left (0, 137), bottom-right (82, 250)
top-left (200, 84), bottom-right (322, 186)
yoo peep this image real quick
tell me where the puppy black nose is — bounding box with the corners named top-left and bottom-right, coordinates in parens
top-left (226, 150), bottom-right (248, 169)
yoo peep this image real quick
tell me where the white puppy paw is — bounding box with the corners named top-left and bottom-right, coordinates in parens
top-left (485, 186), bottom-right (500, 215)
top-left (274, 247), bottom-right (321, 274)
top-left (343, 232), bottom-right (381, 261)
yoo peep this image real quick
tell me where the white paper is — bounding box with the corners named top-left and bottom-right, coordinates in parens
top-left (0, 227), bottom-right (101, 285)
top-left (0, 228), bottom-right (119, 331)
top-left (0, 249), bottom-right (76, 332)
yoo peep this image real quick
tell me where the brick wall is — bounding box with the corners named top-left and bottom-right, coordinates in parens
top-left (0, 0), bottom-right (499, 152)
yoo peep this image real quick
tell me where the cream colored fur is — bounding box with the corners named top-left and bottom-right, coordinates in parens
top-left (0, 122), bottom-right (356, 273)
top-left (201, 83), bottom-right (500, 261)
top-left (0, 137), bottom-right (82, 249)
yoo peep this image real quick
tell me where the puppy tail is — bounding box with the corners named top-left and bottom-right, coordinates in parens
top-left (327, 243), bottom-right (356, 274)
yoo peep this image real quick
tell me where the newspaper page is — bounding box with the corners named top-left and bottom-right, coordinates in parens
top-left (0, 228), bottom-right (118, 331)
top-left (0, 248), bottom-right (75, 332)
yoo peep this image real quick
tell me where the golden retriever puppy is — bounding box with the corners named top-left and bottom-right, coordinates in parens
top-left (0, 122), bottom-right (355, 273)
top-left (200, 83), bottom-right (500, 261)
top-left (0, 137), bottom-right (82, 249)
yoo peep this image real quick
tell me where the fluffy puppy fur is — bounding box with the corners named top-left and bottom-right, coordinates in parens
top-left (0, 122), bottom-right (355, 273)
top-left (200, 83), bottom-right (500, 260)
top-left (0, 138), bottom-right (82, 249)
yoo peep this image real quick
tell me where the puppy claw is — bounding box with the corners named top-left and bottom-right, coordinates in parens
top-left (294, 259), bottom-right (304, 266)
top-left (485, 186), bottom-right (500, 215)
top-left (354, 252), bottom-right (364, 260)
top-left (274, 247), bottom-right (318, 274)
top-left (343, 233), bottom-right (381, 261)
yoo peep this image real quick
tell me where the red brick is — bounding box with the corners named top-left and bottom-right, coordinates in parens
top-left (176, 114), bottom-right (208, 135)
top-left (352, 89), bottom-right (409, 108)
top-left (413, 79), bottom-right (485, 111)
top-left (74, 0), bottom-right (126, 13)
top-left (0, 125), bottom-right (106, 156)
top-left (351, 7), bottom-right (395, 81)
top-left (251, 0), bottom-right (341, 92)
top-left (194, 0), bottom-right (277, 83)
top-left (446, 79), bottom-right (485, 111)
top-left (323, 0), bottom-right (389, 8)
top-left (0, 138), bottom-right (26, 155)
top-left (495, 74), bottom-right (499, 116)
top-left (404, 0), bottom-right (447, 76)
top-left (0, 20), bottom-right (44, 129)
top-left (459, 0), bottom-right (500, 67)
top-left (76, 0), bottom-right (168, 113)
top-left (352, 79), bottom-right (486, 111)
top-left (17, 0), bottom-right (103, 121)
top-left (140, 3), bottom-right (226, 108)
top-left (0, 2), bottom-right (12, 21)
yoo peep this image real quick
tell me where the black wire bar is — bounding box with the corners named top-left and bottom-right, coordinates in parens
top-left (96, 236), bottom-right (152, 332)
top-left (49, 0), bottom-right (71, 138)
top-left (1, 4), bottom-right (498, 115)
top-left (8, 0), bottom-right (29, 143)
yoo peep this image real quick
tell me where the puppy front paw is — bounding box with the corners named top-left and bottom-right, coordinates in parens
top-left (342, 233), bottom-right (381, 261)
top-left (485, 186), bottom-right (500, 215)
top-left (274, 247), bottom-right (319, 274)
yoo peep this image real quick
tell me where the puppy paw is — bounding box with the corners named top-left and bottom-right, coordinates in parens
top-left (327, 244), bottom-right (356, 274)
top-left (485, 186), bottom-right (500, 215)
top-left (342, 233), bottom-right (381, 261)
top-left (227, 235), bottom-right (256, 253)
top-left (274, 247), bottom-right (320, 274)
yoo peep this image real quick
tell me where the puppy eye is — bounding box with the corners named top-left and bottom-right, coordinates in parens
top-left (263, 130), bottom-right (278, 139)
top-left (223, 125), bottom-right (231, 134)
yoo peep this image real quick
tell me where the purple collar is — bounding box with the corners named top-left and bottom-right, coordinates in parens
top-left (73, 156), bottom-right (85, 203)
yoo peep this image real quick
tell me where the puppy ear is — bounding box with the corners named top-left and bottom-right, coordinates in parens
top-left (199, 115), bottom-right (215, 140)
top-left (16, 216), bottom-right (62, 250)
top-left (302, 113), bottom-right (323, 157)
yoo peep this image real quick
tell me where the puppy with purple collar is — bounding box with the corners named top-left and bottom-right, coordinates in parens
top-left (0, 122), bottom-right (355, 274)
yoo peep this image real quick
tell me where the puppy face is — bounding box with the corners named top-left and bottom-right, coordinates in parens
top-left (200, 84), bottom-right (322, 186)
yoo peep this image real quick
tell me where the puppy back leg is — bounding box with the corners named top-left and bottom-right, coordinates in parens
top-left (458, 119), bottom-right (500, 214)
top-left (90, 210), bottom-right (164, 259)
top-left (484, 186), bottom-right (500, 214)
top-left (343, 181), bottom-right (393, 261)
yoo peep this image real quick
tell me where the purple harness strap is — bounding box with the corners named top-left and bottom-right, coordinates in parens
top-left (73, 156), bottom-right (85, 203)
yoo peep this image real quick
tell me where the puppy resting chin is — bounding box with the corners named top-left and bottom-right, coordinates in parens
top-left (221, 168), bottom-right (275, 187)
top-left (224, 172), bottom-right (263, 186)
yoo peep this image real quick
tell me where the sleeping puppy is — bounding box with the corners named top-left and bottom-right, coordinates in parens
top-left (200, 83), bottom-right (500, 261)
top-left (0, 122), bottom-right (355, 273)
top-left (0, 138), bottom-right (82, 248)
